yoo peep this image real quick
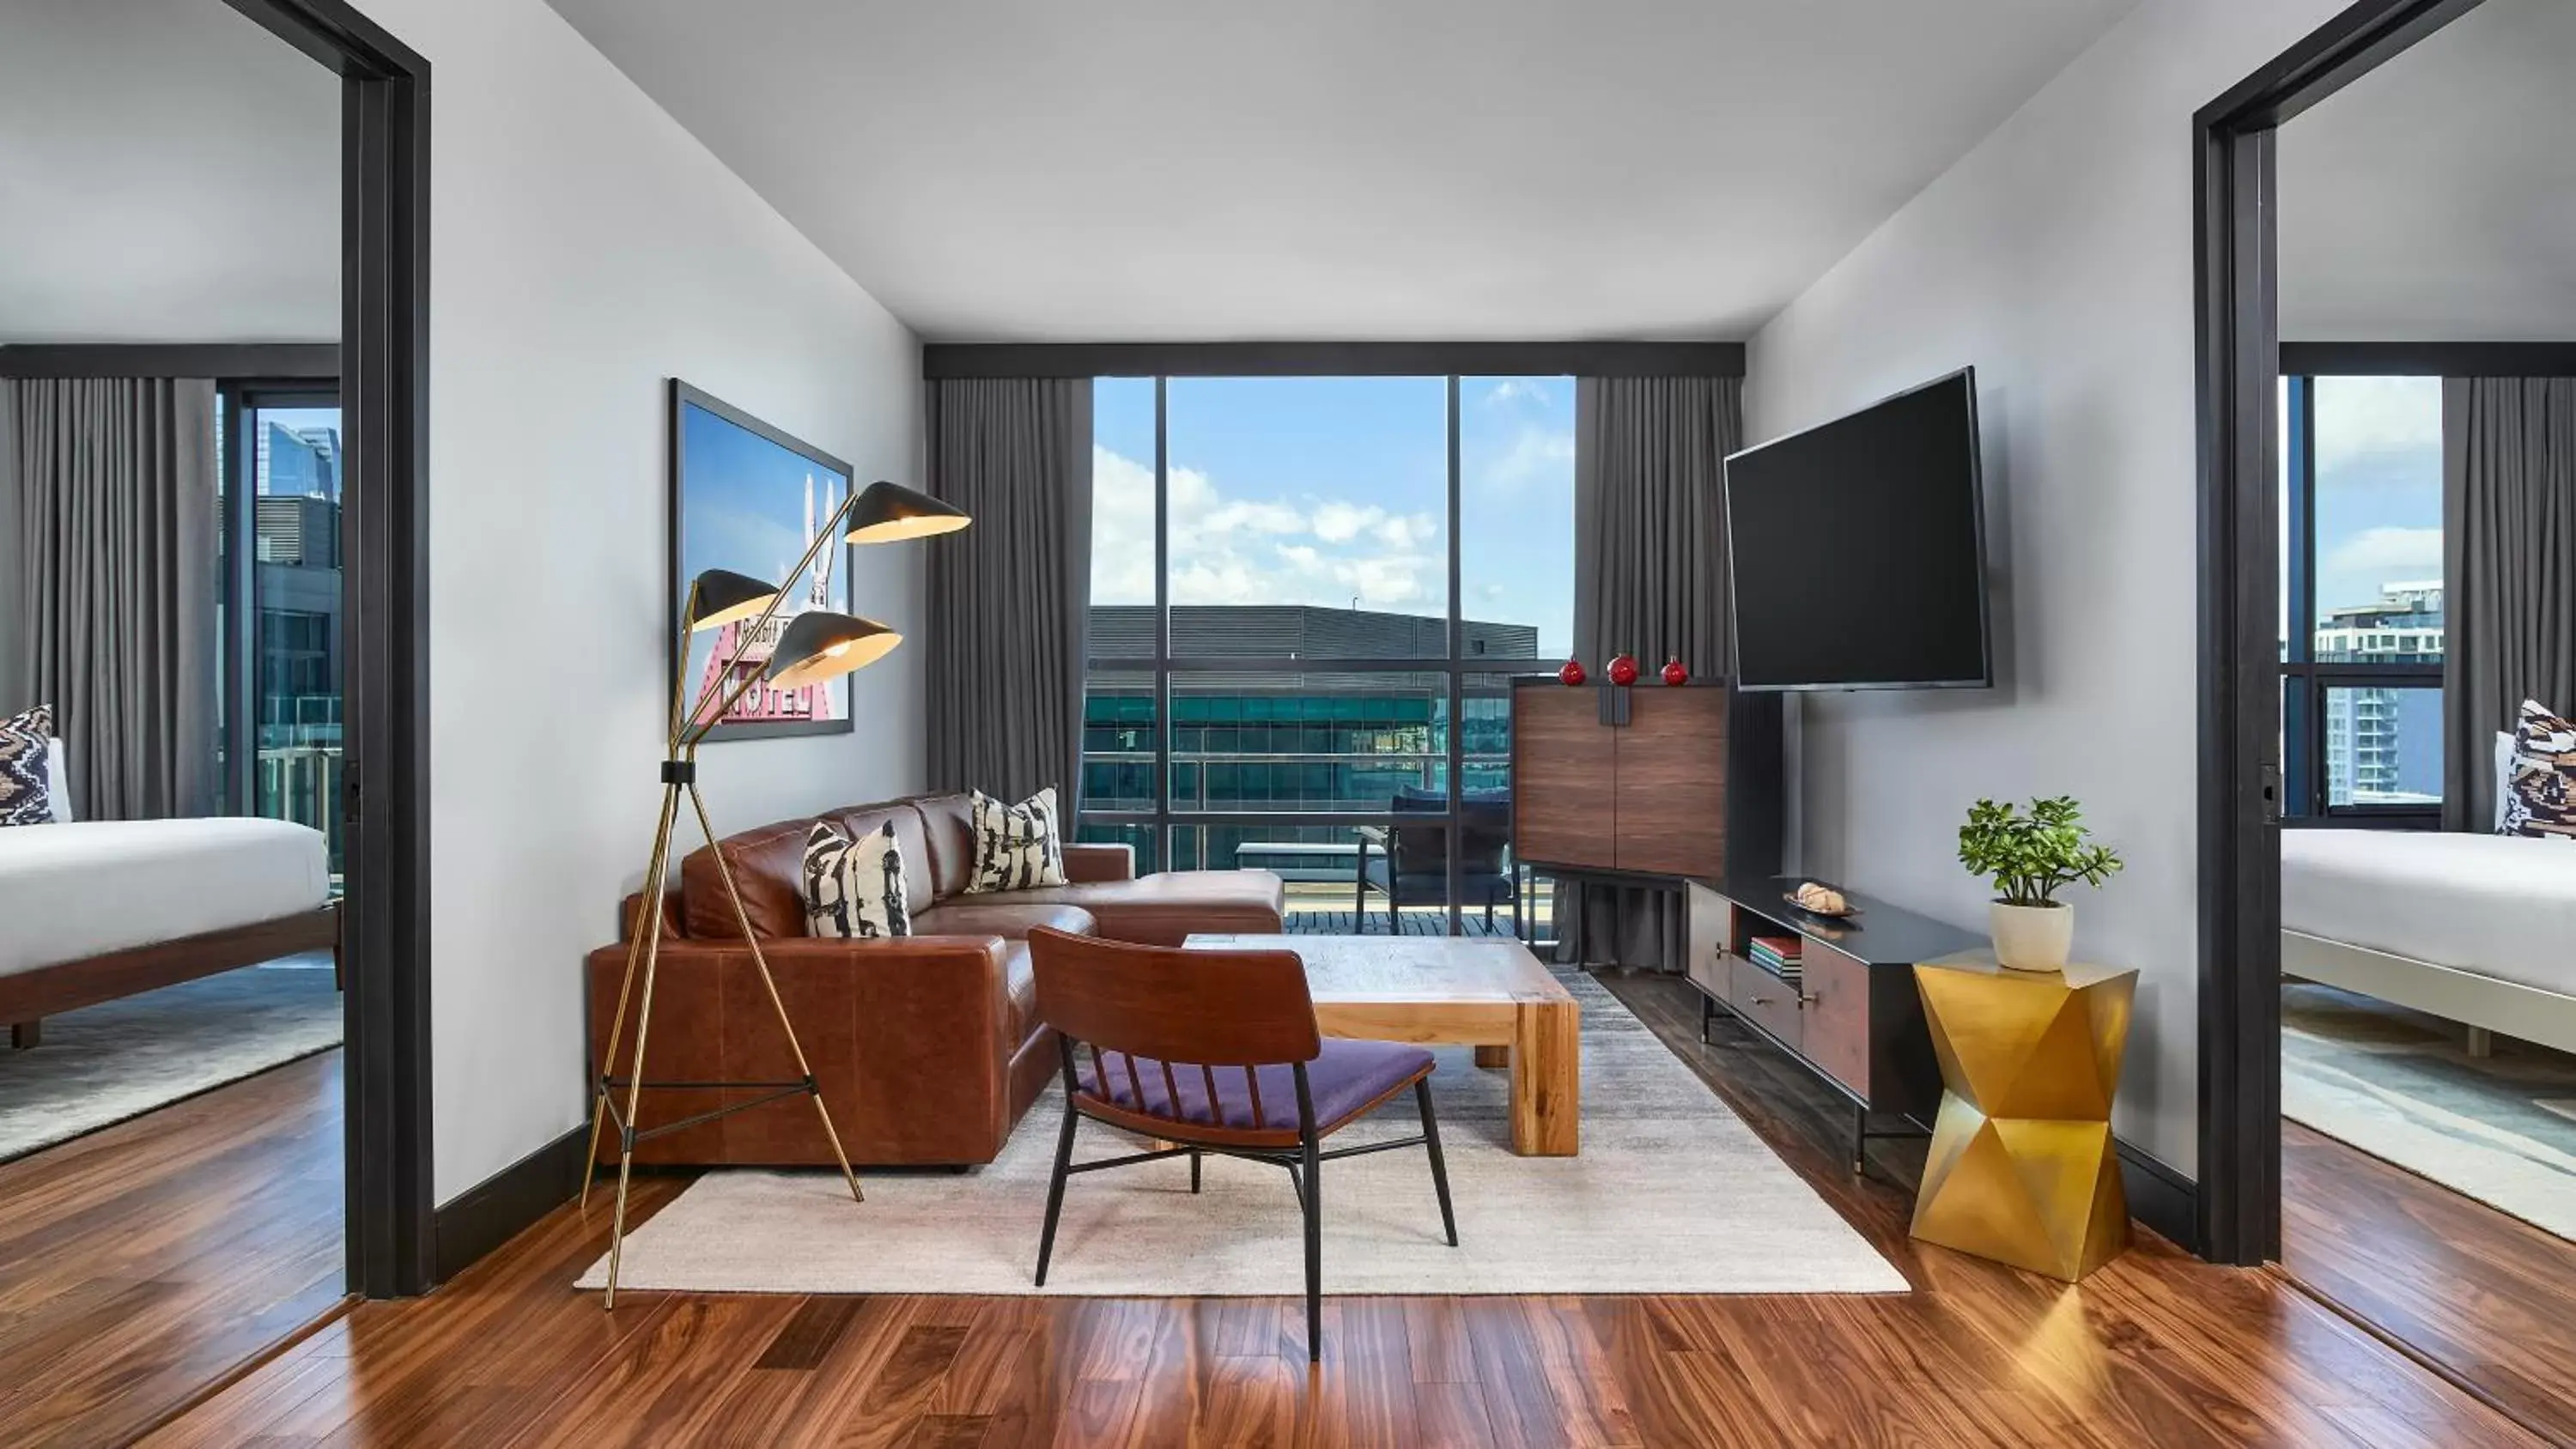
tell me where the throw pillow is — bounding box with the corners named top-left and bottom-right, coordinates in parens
top-left (801, 819), bottom-right (913, 938)
top-left (2494, 731), bottom-right (2515, 834)
top-left (967, 786), bottom-right (1067, 893)
top-left (2500, 699), bottom-right (2576, 843)
top-left (46, 737), bottom-right (72, 823)
top-left (0, 706), bottom-right (54, 828)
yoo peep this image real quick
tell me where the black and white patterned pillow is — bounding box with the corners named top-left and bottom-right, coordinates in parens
top-left (2501, 698), bottom-right (2576, 844)
top-left (967, 786), bottom-right (1067, 893)
top-left (0, 706), bottom-right (54, 828)
top-left (801, 819), bottom-right (913, 938)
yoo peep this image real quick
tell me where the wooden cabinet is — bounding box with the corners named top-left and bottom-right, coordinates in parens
top-left (1683, 877), bottom-right (1974, 1175)
top-left (1509, 680), bottom-right (1780, 882)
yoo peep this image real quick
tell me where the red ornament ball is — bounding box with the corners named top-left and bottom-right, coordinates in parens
top-left (1662, 658), bottom-right (1690, 686)
top-left (1558, 658), bottom-right (1587, 687)
top-left (1607, 653), bottom-right (1641, 687)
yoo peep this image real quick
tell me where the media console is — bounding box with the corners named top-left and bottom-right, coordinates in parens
top-left (1683, 876), bottom-right (1980, 1176)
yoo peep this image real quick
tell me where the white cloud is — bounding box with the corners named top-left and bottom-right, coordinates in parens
top-left (2312, 376), bottom-right (2442, 472)
top-left (1484, 379), bottom-right (1551, 408)
top-left (1474, 426), bottom-right (1576, 496)
top-left (1088, 444), bottom-right (1443, 613)
top-left (2326, 525), bottom-right (2443, 579)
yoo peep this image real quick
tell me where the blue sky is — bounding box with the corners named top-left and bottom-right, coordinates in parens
top-left (677, 400), bottom-right (849, 713)
top-left (1093, 375), bottom-right (1577, 657)
top-left (2292, 375), bottom-right (2444, 626)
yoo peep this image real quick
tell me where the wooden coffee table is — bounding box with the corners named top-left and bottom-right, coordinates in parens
top-left (1185, 934), bottom-right (1582, 1156)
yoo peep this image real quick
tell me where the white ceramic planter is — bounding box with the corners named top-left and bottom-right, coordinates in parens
top-left (1989, 900), bottom-right (2074, 973)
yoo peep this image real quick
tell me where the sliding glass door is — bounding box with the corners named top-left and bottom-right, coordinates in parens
top-left (1080, 374), bottom-right (1575, 936)
top-left (219, 387), bottom-right (347, 882)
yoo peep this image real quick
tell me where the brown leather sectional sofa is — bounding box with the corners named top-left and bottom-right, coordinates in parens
top-left (586, 791), bottom-right (1285, 1168)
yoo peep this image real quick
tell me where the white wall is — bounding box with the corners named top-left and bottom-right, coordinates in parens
top-left (344, 0), bottom-right (925, 1203)
top-left (1747, 0), bottom-right (2348, 1175)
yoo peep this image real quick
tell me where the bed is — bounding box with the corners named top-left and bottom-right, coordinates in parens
top-left (0, 817), bottom-right (337, 1048)
top-left (2281, 828), bottom-right (2576, 1056)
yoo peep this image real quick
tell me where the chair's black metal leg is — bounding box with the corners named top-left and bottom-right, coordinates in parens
top-left (1302, 1127), bottom-right (1323, 1363)
top-left (1189, 1148), bottom-right (1202, 1194)
top-left (1417, 1079), bottom-right (1458, 1246)
top-left (1034, 1096), bottom-right (1078, 1286)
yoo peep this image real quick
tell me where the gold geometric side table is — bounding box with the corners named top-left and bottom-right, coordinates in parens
top-left (1910, 954), bottom-right (2138, 1282)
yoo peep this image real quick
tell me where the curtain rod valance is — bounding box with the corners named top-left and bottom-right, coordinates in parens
top-left (0, 343), bottom-right (338, 380)
top-left (2281, 341), bottom-right (2576, 378)
top-left (922, 340), bottom-right (1745, 380)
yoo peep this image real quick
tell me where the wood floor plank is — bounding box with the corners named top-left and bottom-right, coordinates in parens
top-left (108, 972), bottom-right (2567, 1449)
top-left (0, 1050), bottom-right (344, 1449)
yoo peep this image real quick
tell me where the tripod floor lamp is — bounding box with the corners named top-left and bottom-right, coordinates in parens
top-left (585, 478), bottom-right (969, 1307)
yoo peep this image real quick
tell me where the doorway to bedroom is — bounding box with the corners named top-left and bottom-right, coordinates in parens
top-left (2202, 0), bottom-right (2576, 1439)
top-left (0, 0), bottom-right (431, 1440)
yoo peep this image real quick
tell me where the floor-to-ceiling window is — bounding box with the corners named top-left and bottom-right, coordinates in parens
top-left (219, 386), bottom-right (346, 882)
top-left (2278, 373), bottom-right (2445, 824)
top-left (1079, 373), bottom-right (1576, 934)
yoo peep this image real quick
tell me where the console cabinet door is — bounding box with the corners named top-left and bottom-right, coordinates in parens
top-left (1512, 687), bottom-right (1613, 870)
top-left (1613, 687), bottom-right (1729, 876)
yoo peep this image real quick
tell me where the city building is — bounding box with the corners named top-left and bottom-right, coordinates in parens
top-left (2315, 580), bottom-right (2443, 804)
top-left (1082, 603), bottom-right (1538, 870)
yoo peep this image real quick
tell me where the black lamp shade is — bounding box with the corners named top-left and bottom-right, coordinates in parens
top-left (765, 609), bottom-right (902, 689)
top-left (685, 567), bottom-right (780, 633)
top-left (845, 480), bottom-right (970, 544)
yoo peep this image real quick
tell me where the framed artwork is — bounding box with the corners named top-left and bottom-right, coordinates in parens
top-left (668, 379), bottom-right (855, 742)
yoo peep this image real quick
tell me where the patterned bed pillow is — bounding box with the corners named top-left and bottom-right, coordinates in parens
top-left (2500, 699), bottom-right (2576, 843)
top-left (0, 706), bottom-right (54, 828)
top-left (800, 819), bottom-right (913, 938)
top-left (967, 786), bottom-right (1067, 893)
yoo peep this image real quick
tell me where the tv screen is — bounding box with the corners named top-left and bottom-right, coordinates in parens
top-left (1724, 369), bottom-right (1990, 691)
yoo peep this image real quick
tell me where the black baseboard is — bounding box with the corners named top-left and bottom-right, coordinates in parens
top-left (432, 1125), bottom-right (590, 1286)
top-left (2119, 1141), bottom-right (2200, 1256)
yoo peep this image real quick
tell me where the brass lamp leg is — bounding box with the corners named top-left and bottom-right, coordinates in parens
top-left (685, 782), bottom-right (866, 1206)
top-left (602, 785), bottom-right (684, 1310)
top-left (583, 781), bottom-right (683, 1210)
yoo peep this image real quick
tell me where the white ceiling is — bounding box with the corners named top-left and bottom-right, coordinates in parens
top-left (0, 0), bottom-right (338, 345)
top-left (2281, 0), bottom-right (2576, 342)
top-left (542, 0), bottom-right (2138, 343)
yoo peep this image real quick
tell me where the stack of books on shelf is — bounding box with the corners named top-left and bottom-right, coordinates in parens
top-left (1747, 934), bottom-right (1803, 982)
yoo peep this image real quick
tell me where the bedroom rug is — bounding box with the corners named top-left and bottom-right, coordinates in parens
top-left (0, 954), bottom-right (342, 1163)
top-left (2283, 983), bottom-right (2576, 1241)
top-left (578, 969), bottom-right (1909, 1297)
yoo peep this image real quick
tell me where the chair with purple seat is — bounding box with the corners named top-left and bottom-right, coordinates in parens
top-left (1024, 925), bottom-right (1458, 1361)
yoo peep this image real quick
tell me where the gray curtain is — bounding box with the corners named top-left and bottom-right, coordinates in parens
top-left (2444, 376), bottom-right (2576, 831)
top-left (1558, 375), bottom-right (1743, 969)
top-left (2, 378), bottom-right (217, 820)
top-left (924, 377), bottom-right (1094, 810)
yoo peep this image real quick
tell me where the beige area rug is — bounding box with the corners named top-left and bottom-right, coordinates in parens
top-left (578, 970), bottom-right (1908, 1296)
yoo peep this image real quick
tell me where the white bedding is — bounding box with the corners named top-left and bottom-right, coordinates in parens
top-left (0, 818), bottom-right (331, 979)
top-left (2282, 829), bottom-right (2576, 997)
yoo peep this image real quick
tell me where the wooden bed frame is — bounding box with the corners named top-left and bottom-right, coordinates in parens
top-left (1, 903), bottom-right (339, 1050)
top-left (2282, 928), bottom-right (2576, 1060)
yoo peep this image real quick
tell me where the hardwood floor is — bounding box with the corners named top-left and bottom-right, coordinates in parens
top-left (0, 1050), bottom-right (346, 1449)
top-left (139, 975), bottom-right (2552, 1447)
top-left (2283, 1118), bottom-right (2576, 1446)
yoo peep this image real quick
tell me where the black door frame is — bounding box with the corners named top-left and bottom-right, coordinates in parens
top-left (2193, 0), bottom-right (2483, 1265)
top-left (220, 0), bottom-right (436, 1297)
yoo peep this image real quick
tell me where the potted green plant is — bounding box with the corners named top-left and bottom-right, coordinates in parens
top-left (1956, 796), bottom-right (2123, 972)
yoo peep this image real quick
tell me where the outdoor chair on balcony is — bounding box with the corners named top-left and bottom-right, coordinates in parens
top-left (1026, 927), bottom-right (1457, 1361)
top-left (1354, 785), bottom-right (1518, 937)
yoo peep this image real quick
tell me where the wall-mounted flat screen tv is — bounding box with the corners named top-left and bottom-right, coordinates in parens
top-left (1723, 367), bottom-right (1992, 692)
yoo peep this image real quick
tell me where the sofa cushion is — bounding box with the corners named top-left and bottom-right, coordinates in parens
top-left (911, 900), bottom-right (1097, 942)
top-left (905, 791), bottom-right (980, 900)
top-left (683, 802), bottom-right (933, 940)
top-left (801, 819), bottom-right (913, 939)
top-left (979, 870), bottom-right (1285, 947)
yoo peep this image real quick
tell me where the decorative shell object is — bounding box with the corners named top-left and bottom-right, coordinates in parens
top-left (1791, 882), bottom-right (1852, 917)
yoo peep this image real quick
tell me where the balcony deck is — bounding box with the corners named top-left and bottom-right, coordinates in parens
top-left (1279, 879), bottom-right (1554, 942)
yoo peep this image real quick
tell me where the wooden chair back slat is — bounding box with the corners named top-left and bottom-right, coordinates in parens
top-left (1029, 926), bottom-right (1321, 1066)
top-left (1200, 1063), bottom-right (1221, 1112)
top-left (1244, 1064), bottom-right (1265, 1125)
